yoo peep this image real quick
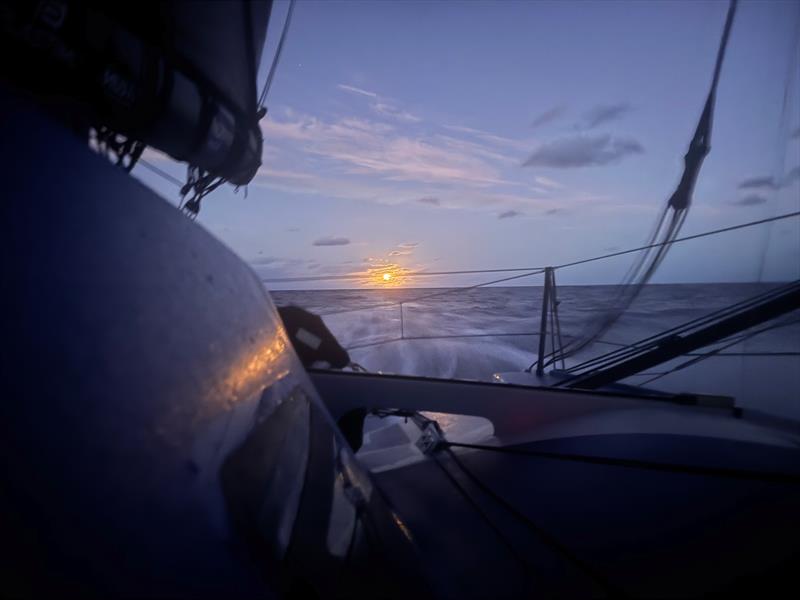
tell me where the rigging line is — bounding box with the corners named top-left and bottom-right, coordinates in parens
top-left (258, 0), bottom-right (296, 108)
top-left (399, 268), bottom-right (547, 304)
top-left (546, 302), bottom-right (800, 377)
top-left (635, 316), bottom-right (800, 386)
top-left (551, 1), bottom-right (738, 362)
top-left (312, 268), bottom-right (546, 317)
top-left (551, 210), bottom-right (800, 272)
top-left (341, 285), bottom-right (799, 355)
top-left (323, 269), bottom-right (546, 318)
top-left (754, 15), bottom-right (800, 283)
top-left (429, 457), bottom-right (539, 592)
top-left (138, 159), bottom-right (184, 188)
top-left (345, 331), bottom-right (544, 351)
top-left (262, 265), bottom-right (547, 284)
top-left (557, 282), bottom-right (800, 374)
top-left (262, 211), bottom-right (800, 287)
top-left (677, 351), bottom-right (800, 357)
top-left (441, 447), bottom-right (626, 597)
top-left (560, 282), bottom-right (800, 377)
top-left (443, 441), bottom-right (800, 485)
top-left (390, 409), bottom-right (622, 596)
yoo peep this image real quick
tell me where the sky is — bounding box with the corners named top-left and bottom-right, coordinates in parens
top-left (133, 0), bottom-right (800, 289)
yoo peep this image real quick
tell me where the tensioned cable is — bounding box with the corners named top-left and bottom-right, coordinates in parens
top-left (258, 0), bottom-right (296, 108)
top-left (262, 211), bottom-right (800, 286)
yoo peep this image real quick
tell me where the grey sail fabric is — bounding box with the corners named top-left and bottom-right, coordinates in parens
top-left (0, 1), bottom-right (272, 186)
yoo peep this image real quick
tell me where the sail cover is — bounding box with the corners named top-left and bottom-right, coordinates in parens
top-left (0, 1), bottom-right (272, 185)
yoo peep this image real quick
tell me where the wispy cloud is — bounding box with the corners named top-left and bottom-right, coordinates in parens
top-left (531, 105), bottom-right (566, 129)
top-left (373, 102), bottom-right (421, 123)
top-left (337, 83), bottom-right (421, 123)
top-left (399, 242), bottom-right (419, 249)
top-left (262, 112), bottom-right (511, 186)
top-left (498, 209), bottom-right (522, 219)
top-left (250, 256), bottom-right (281, 265)
top-left (337, 84), bottom-right (378, 98)
top-left (313, 236), bottom-right (351, 246)
top-left (534, 175), bottom-right (563, 189)
top-left (442, 124), bottom-right (530, 152)
top-left (791, 128), bottom-right (800, 140)
top-left (738, 176), bottom-right (778, 190)
top-left (544, 208), bottom-right (565, 216)
top-left (581, 103), bottom-right (632, 129)
top-left (249, 256), bottom-right (320, 280)
top-left (731, 194), bottom-right (768, 207)
top-left (417, 196), bottom-right (440, 206)
top-left (523, 134), bottom-right (643, 168)
top-left (388, 249), bottom-right (411, 256)
top-left (738, 167), bottom-right (800, 190)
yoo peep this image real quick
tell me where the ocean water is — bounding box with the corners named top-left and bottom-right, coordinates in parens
top-left (271, 283), bottom-right (800, 420)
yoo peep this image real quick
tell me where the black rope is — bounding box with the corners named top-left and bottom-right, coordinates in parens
top-left (560, 282), bottom-right (800, 377)
top-left (429, 457), bottom-right (539, 592)
top-left (635, 315), bottom-right (800, 386)
top-left (550, 282), bottom-right (798, 374)
top-left (441, 447), bottom-right (627, 597)
top-left (443, 441), bottom-right (800, 485)
top-left (138, 158), bottom-right (184, 188)
top-left (379, 409), bottom-right (623, 596)
top-left (179, 166), bottom-right (226, 218)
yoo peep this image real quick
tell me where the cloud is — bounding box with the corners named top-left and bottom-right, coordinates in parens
top-left (523, 134), bottom-right (643, 168)
top-left (373, 102), bottom-right (421, 123)
top-left (498, 210), bottom-right (522, 219)
top-left (581, 103), bottom-right (632, 129)
top-left (387, 241), bottom-right (418, 257)
top-left (738, 176), bottom-right (778, 190)
top-left (337, 84), bottom-right (377, 98)
top-left (337, 83), bottom-right (421, 123)
top-left (249, 256), bottom-right (320, 281)
top-left (738, 167), bottom-right (800, 190)
top-left (250, 256), bottom-right (281, 265)
top-left (544, 208), bottom-right (564, 215)
top-left (534, 175), bottom-right (563, 189)
top-left (792, 128), bottom-right (800, 139)
top-left (313, 236), bottom-right (351, 246)
top-left (435, 135), bottom-right (517, 163)
top-left (531, 105), bottom-right (566, 129)
top-left (258, 106), bottom-right (560, 214)
top-left (731, 194), bottom-right (768, 207)
top-left (286, 227), bottom-right (300, 232)
top-left (442, 124), bottom-right (530, 151)
top-left (262, 112), bottom-right (510, 186)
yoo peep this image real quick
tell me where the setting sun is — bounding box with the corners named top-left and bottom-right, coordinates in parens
top-left (383, 273), bottom-right (392, 281)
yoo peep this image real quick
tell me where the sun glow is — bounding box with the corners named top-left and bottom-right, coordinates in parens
top-left (364, 263), bottom-right (409, 287)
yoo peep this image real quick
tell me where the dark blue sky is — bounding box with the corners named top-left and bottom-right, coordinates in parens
top-left (135, 0), bottom-right (800, 288)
